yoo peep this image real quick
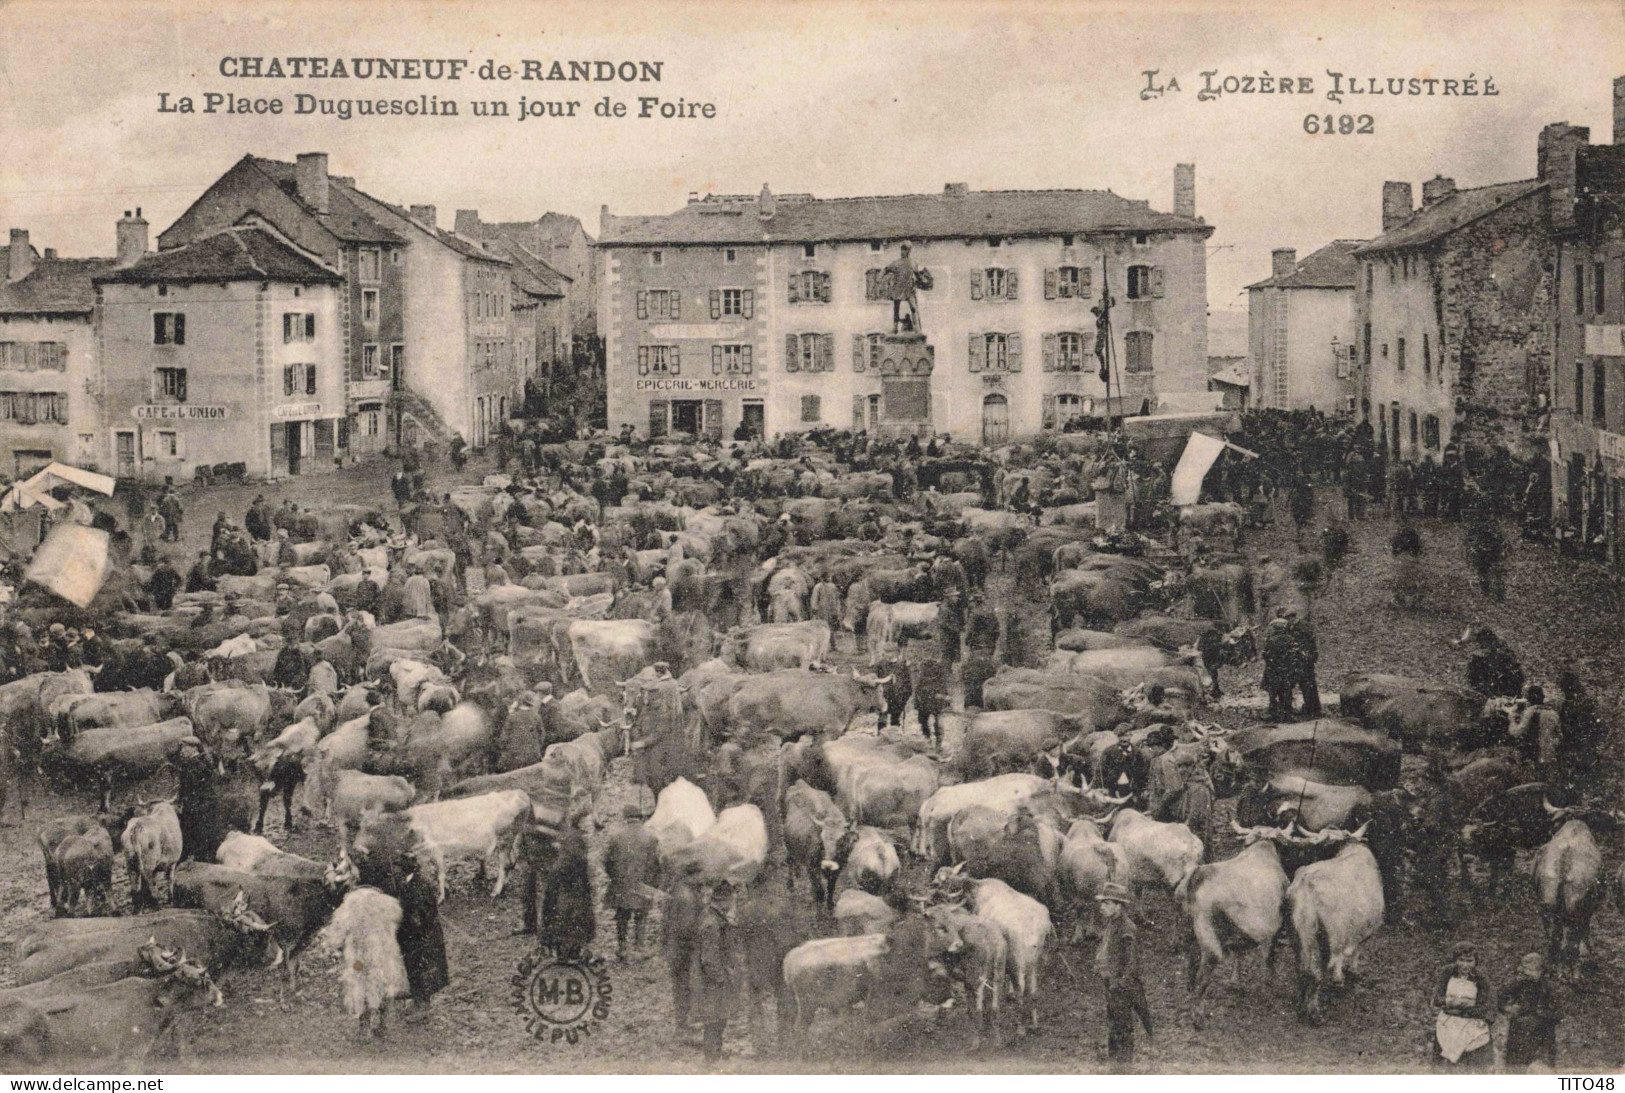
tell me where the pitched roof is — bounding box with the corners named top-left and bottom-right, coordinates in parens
top-left (0, 257), bottom-right (117, 314)
top-left (245, 157), bottom-right (401, 245)
top-left (1353, 179), bottom-right (1546, 255)
top-left (600, 187), bottom-right (1212, 247)
top-left (336, 184), bottom-right (510, 265)
top-left (96, 226), bottom-right (341, 285)
top-left (1245, 239), bottom-right (1367, 290)
top-left (493, 237), bottom-right (568, 297)
top-left (537, 211), bottom-right (593, 246)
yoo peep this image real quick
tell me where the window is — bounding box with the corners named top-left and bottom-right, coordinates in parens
top-left (786, 332), bottom-right (834, 372)
top-left (637, 288), bottom-right (681, 319)
top-left (1363, 322), bottom-right (1372, 369)
top-left (971, 268), bottom-right (1018, 300)
top-left (153, 312), bottom-right (185, 345)
top-left (714, 344), bottom-right (753, 374)
top-left (391, 344), bottom-right (404, 379)
top-left (363, 344), bottom-right (380, 377)
top-left (283, 313), bottom-right (316, 343)
top-left (1132, 232), bottom-right (1149, 247)
top-left (1576, 361), bottom-right (1586, 416)
top-left (1365, 264), bottom-right (1373, 294)
top-left (1389, 261), bottom-right (1396, 285)
top-left (284, 365), bottom-right (298, 396)
top-left (1575, 263), bottom-right (1586, 316)
top-left (1381, 343), bottom-right (1389, 360)
top-left (1061, 234), bottom-right (1074, 247)
top-left (721, 288), bottom-right (745, 317)
top-left (1335, 343), bottom-right (1351, 379)
top-left (1125, 330), bottom-right (1154, 373)
top-left (358, 248), bottom-right (381, 281)
top-left (1126, 265), bottom-right (1160, 300)
top-left (1048, 331), bottom-right (1089, 372)
top-left (1595, 361), bottom-right (1607, 426)
top-left (800, 394), bottom-right (822, 422)
top-left (391, 249), bottom-right (400, 265)
top-left (362, 290), bottom-right (379, 323)
top-left (725, 248), bottom-right (737, 263)
top-left (1055, 266), bottom-right (1082, 298)
top-left (1397, 336), bottom-right (1406, 372)
top-left (155, 367), bottom-right (187, 401)
top-left (788, 271), bottom-right (830, 304)
top-left (7, 392), bottom-right (70, 424)
top-left (870, 241), bottom-right (883, 252)
top-left (803, 244), bottom-right (817, 259)
top-left (1423, 414), bottom-right (1441, 450)
top-left (0, 342), bottom-right (67, 371)
top-left (157, 431), bottom-right (178, 459)
top-left (1596, 262), bottom-right (1607, 314)
top-left (1423, 332), bottom-right (1431, 378)
top-left (987, 238), bottom-right (1001, 248)
top-left (637, 345), bottom-right (679, 375)
top-left (1408, 411), bottom-right (1418, 449)
top-left (650, 250), bottom-right (664, 266)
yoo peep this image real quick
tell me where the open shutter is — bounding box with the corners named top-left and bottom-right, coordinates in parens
top-left (968, 333), bottom-right (984, 373)
top-left (176, 370), bottom-right (188, 402)
top-left (306, 314), bottom-right (316, 339)
top-left (638, 346), bottom-right (650, 375)
top-left (1080, 266), bottom-right (1093, 298)
top-left (817, 273), bottom-right (832, 303)
top-left (306, 364), bottom-right (317, 394)
top-left (1150, 267), bottom-right (1165, 298)
top-left (1008, 332), bottom-right (1023, 372)
top-left (648, 400), bottom-right (668, 439)
top-left (283, 314), bottom-right (293, 343)
top-left (742, 290), bottom-right (754, 319)
top-left (712, 345), bottom-right (724, 375)
top-left (853, 394), bottom-right (866, 431)
top-left (853, 334), bottom-right (866, 373)
top-left (1043, 333), bottom-right (1057, 372)
top-left (1006, 270), bottom-right (1019, 300)
top-left (970, 269), bottom-right (983, 300)
top-left (785, 334), bottom-right (800, 372)
top-left (821, 334), bottom-right (835, 372)
top-left (1045, 269), bottom-right (1057, 300)
top-left (704, 399), bottom-right (723, 442)
top-left (670, 346), bottom-right (681, 375)
top-left (1042, 394), bottom-right (1056, 429)
top-left (865, 269), bottom-right (878, 300)
top-left (636, 291), bottom-right (648, 319)
top-left (174, 314), bottom-right (186, 345)
top-left (710, 290), bottom-right (722, 320)
top-left (741, 346), bottom-right (752, 373)
top-left (175, 430), bottom-right (187, 460)
top-left (671, 291), bottom-right (682, 319)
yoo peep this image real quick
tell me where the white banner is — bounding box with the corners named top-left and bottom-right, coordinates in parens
top-left (1170, 431), bottom-right (1228, 506)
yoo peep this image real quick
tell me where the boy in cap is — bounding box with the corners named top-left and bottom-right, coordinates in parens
top-left (601, 803), bottom-right (660, 961)
top-left (1095, 881), bottom-right (1152, 1072)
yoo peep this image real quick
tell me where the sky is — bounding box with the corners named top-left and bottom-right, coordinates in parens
top-left (1, 0), bottom-right (1620, 316)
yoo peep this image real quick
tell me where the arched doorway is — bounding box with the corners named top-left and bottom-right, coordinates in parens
top-left (981, 393), bottom-right (1009, 445)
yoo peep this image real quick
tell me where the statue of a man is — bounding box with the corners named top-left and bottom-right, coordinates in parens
top-left (880, 243), bottom-right (933, 334)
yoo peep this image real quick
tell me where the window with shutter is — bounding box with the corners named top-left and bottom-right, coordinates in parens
top-left (283, 314), bottom-right (293, 343)
top-left (866, 269), bottom-right (879, 300)
top-left (710, 290), bottom-right (722, 320)
top-left (636, 291), bottom-right (648, 319)
top-left (742, 345), bottom-right (753, 373)
top-left (817, 273), bottom-right (832, 303)
top-left (821, 334), bottom-right (835, 373)
top-left (648, 399), bottom-right (668, 439)
top-left (785, 334), bottom-right (800, 372)
top-left (670, 346), bottom-right (681, 375)
top-left (174, 314), bottom-right (185, 345)
top-left (638, 346), bottom-right (650, 376)
top-left (1006, 270), bottom-right (1019, 300)
top-left (1127, 266), bottom-right (1152, 299)
top-left (788, 276), bottom-right (801, 304)
top-left (1042, 394), bottom-right (1056, 429)
top-left (306, 365), bottom-right (317, 394)
top-left (670, 291), bottom-right (681, 319)
top-left (1042, 333), bottom-right (1057, 371)
top-left (713, 345), bottom-right (724, 375)
top-left (970, 270), bottom-right (983, 300)
top-left (968, 333), bottom-right (984, 373)
top-left (1045, 269), bottom-right (1057, 300)
top-left (1149, 267), bottom-right (1165, 298)
top-left (1007, 332), bottom-right (1023, 371)
top-left (1080, 266), bottom-right (1092, 298)
top-left (853, 394), bottom-right (866, 430)
top-left (1125, 330), bottom-right (1154, 373)
top-left (853, 334), bottom-right (866, 372)
top-left (742, 289), bottom-right (754, 319)
top-left (704, 399), bottom-right (723, 442)
top-left (284, 366), bottom-right (296, 396)
top-left (801, 394), bottom-right (821, 423)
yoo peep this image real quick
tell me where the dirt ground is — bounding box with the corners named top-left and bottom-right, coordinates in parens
top-left (2, 467), bottom-right (1622, 1073)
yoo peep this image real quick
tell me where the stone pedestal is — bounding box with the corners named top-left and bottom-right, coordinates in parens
top-left (874, 333), bottom-right (935, 440)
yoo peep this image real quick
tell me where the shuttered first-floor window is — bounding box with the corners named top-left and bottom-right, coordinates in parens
top-left (969, 332), bottom-right (1021, 373)
top-left (1124, 331), bottom-right (1154, 373)
top-left (638, 345), bottom-right (680, 375)
top-left (713, 344), bottom-right (753, 374)
top-left (800, 394), bottom-right (822, 423)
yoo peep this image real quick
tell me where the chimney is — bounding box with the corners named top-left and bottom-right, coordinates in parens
top-left (410, 205), bottom-right (438, 230)
top-left (116, 209), bottom-right (148, 269)
top-left (1271, 248), bottom-right (1297, 279)
top-left (1615, 75), bottom-right (1625, 146)
top-left (295, 152), bottom-right (330, 215)
top-left (757, 184), bottom-right (775, 221)
top-left (1174, 163), bottom-right (1196, 218)
top-left (7, 229), bottom-right (33, 282)
top-left (43, 248), bottom-right (56, 260)
top-left (943, 182), bottom-right (969, 198)
top-left (687, 191), bottom-right (699, 203)
top-left (1381, 181), bottom-right (1413, 233)
top-left (1421, 175), bottom-right (1457, 207)
top-left (1538, 123), bottom-right (1590, 230)
top-left (331, 176), bottom-right (356, 187)
top-left (454, 209), bottom-right (481, 237)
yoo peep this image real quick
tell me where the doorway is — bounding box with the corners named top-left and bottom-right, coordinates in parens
top-left (274, 422), bottom-right (302, 475)
top-left (741, 400), bottom-right (764, 439)
top-left (672, 399), bottom-right (702, 437)
top-left (867, 394), bottom-right (880, 433)
top-left (115, 431), bottom-right (136, 477)
top-left (982, 393), bottom-right (1010, 445)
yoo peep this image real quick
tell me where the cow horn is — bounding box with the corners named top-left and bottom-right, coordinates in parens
top-left (1350, 821), bottom-right (1370, 841)
top-left (1230, 819), bottom-right (1252, 836)
top-left (1542, 797), bottom-right (1562, 816)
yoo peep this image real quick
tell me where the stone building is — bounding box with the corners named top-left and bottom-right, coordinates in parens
top-left (1245, 240), bottom-right (1364, 414)
top-left (449, 211), bottom-right (573, 403)
top-left (596, 172), bottom-right (1212, 443)
top-left (0, 226), bottom-right (116, 477)
top-left (1354, 172), bottom-right (1554, 464)
top-left (454, 210), bottom-right (596, 339)
top-left (1547, 76), bottom-right (1625, 565)
top-left (95, 224), bottom-right (345, 482)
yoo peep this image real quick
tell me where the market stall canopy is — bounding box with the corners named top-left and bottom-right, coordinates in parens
top-left (25, 522), bottom-right (112, 608)
top-left (0, 462), bottom-right (115, 512)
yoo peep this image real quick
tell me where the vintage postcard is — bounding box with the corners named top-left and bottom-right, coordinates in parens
top-left (0, 0), bottom-right (1621, 1077)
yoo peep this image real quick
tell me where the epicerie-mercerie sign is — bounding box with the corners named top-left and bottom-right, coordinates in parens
top-left (132, 405), bottom-right (229, 421)
top-left (635, 378), bottom-right (758, 392)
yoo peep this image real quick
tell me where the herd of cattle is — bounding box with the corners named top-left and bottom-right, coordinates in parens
top-left (0, 439), bottom-right (1621, 1065)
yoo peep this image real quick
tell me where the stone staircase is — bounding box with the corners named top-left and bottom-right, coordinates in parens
top-left (391, 385), bottom-right (453, 449)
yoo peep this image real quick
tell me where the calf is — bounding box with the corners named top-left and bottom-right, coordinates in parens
top-left (216, 831), bottom-right (329, 880)
top-left (783, 781), bottom-right (852, 912)
top-left (833, 889), bottom-right (897, 936)
top-left (847, 826), bottom-right (900, 895)
top-left (352, 789), bottom-right (531, 902)
top-left (121, 801), bottom-right (182, 912)
top-left (37, 815), bottom-right (115, 917)
top-left (1284, 829), bottom-right (1383, 1025)
top-left (781, 933), bottom-right (890, 1046)
top-left (925, 902), bottom-right (1008, 1042)
top-left (962, 875), bottom-right (1051, 1031)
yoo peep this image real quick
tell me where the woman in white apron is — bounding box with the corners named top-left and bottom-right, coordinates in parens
top-left (1434, 941), bottom-right (1495, 1070)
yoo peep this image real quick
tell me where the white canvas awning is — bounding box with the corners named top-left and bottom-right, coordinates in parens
top-left (0, 462), bottom-right (115, 512)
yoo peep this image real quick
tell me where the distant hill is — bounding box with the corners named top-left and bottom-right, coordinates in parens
top-left (1208, 308), bottom-right (1248, 358)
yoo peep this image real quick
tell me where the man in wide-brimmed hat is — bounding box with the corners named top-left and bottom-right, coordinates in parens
top-left (1096, 881), bottom-right (1153, 1072)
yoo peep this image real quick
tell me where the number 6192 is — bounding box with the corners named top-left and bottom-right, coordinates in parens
top-left (1304, 114), bottom-right (1375, 135)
